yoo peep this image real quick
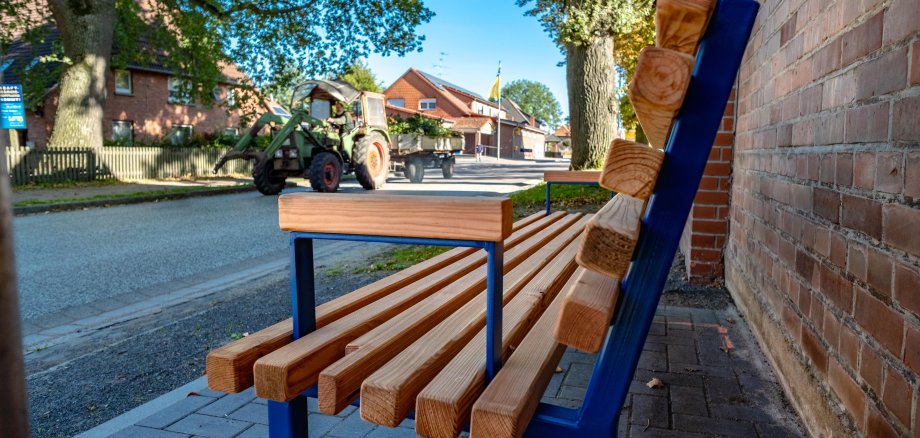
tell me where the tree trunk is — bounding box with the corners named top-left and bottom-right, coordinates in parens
top-left (47, 0), bottom-right (116, 149)
top-left (566, 37), bottom-right (617, 170)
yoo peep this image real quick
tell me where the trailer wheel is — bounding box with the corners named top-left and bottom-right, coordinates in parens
top-left (405, 157), bottom-right (425, 183)
top-left (253, 159), bottom-right (285, 195)
top-left (353, 132), bottom-right (389, 190)
top-left (441, 159), bottom-right (454, 179)
top-left (308, 152), bottom-right (342, 192)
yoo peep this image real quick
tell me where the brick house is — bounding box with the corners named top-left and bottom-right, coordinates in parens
top-left (383, 68), bottom-right (546, 159)
top-left (3, 25), bottom-right (260, 149)
top-left (677, 0), bottom-right (919, 435)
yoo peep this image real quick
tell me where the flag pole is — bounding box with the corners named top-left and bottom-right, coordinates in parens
top-left (496, 61), bottom-right (501, 161)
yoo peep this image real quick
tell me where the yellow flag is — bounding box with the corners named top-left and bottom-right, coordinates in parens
top-left (488, 74), bottom-right (500, 100)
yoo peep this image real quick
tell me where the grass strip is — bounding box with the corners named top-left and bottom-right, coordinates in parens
top-left (13, 184), bottom-right (252, 207)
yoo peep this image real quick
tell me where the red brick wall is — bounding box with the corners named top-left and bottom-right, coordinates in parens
top-left (383, 73), bottom-right (467, 120)
top-left (725, 0), bottom-right (919, 435)
top-left (680, 94), bottom-right (735, 284)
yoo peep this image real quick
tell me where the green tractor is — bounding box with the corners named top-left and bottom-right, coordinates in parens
top-left (213, 80), bottom-right (390, 194)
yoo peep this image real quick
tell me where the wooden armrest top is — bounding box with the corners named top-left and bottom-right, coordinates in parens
top-left (278, 193), bottom-right (513, 242)
top-left (543, 170), bottom-right (602, 183)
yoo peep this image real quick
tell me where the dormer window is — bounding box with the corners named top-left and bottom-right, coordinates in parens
top-left (419, 98), bottom-right (436, 111)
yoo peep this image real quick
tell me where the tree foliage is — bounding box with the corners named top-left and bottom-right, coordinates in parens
top-left (337, 61), bottom-right (383, 93)
top-left (613, 7), bottom-right (655, 133)
top-left (501, 79), bottom-right (562, 128)
top-left (517, 0), bottom-right (653, 47)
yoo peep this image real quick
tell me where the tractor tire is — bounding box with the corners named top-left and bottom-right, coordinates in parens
top-left (406, 157), bottom-right (425, 183)
top-left (308, 152), bottom-right (342, 192)
top-left (441, 159), bottom-right (454, 179)
top-left (353, 133), bottom-right (390, 190)
top-left (252, 159), bottom-right (285, 195)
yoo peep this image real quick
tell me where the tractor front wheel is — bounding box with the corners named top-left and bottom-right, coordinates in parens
top-left (353, 133), bottom-right (390, 190)
top-left (308, 152), bottom-right (342, 192)
top-left (252, 159), bottom-right (285, 195)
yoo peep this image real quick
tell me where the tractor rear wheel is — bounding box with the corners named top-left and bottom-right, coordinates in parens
top-left (252, 159), bottom-right (285, 195)
top-left (308, 152), bottom-right (342, 192)
top-left (406, 157), bottom-right (425, 183)
top-left (441, 159), bottom-right (454, 179)
top-left (353, 132), bottom-right (390, 190)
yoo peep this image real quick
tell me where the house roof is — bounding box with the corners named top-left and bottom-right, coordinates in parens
top-left (417, 70), bottom-right (493, 104)
top-left (554, 125), bottom-right (571, 137)
top-left (452, 117), bottom-right (494, 130)
top-left (500, 98), bottom-right (530, 124)
top-left (392, 69), bottom-right (472, 117)
top-left (385, 104), bottom-right (454, 126)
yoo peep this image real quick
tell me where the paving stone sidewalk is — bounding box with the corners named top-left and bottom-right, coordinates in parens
top-left (79, 304), bottom-right (805, 438)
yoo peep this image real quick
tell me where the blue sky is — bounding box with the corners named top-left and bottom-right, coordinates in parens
top-left (365, 0), bottom-right (568, 118)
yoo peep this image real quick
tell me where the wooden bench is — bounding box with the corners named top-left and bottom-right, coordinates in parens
top-left (204, 1), bottom-right (758, 436)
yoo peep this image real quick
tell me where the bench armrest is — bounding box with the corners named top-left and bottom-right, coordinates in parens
top-left (543, 170), bottom-right (602, 184)
top-left (278, 193), bottom-right (512, 242)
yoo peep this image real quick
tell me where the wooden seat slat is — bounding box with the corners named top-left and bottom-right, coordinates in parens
top-left (253, 213), bottom-right (582, 402)
top-left (553, 269), bottom-right (621, 353)
top-left (279, 193), bottom-right (513, 242)
top-left (469, 270), bottom-right (575, 438)
top-left (542, 170), bottom-right (602, 184)
top-left (413, 248), bottom-right (583, 438)
top-left (318, 215), bottom-right (589, 419)
top-left (206, 212), bottom-right (563, 393)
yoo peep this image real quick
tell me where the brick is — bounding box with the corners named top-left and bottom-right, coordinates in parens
top-left (813, 39), bottom-right (842, 80)
top-left (845, 101), bottom-right (889, 143)
top-left (867, 247), bottom-right (893, 296)
top-left (875, 152), bottom-right (904, 194)
top-left (830, 232), bottom-right (847, 269)
top-left (841, 12), bottom-right (883, 64)
top-left (819, 154), bottom-right (836, 184)
top-left (821, 264), bottom-right (854, 313)
top-left (882, 368), bottom-right (912, 426)
top-left (848, 243), bottom-right (868, 282)
top-left (841, 195), bottom-right (882, 239)
top-left (835, 153), bottom-right (853, 187)
top-left (912, 41), bottom-right (920, 86)
top-left (867, 406), bottom-right (900, 438)
top-left (796, 249), bottom-right (817, 282)
top-left (829, 358), bottom-right (866, 430)
top-left (893, 95), bottom-right (920, 143)
top-left (855, 288), bottom-right (904, 355)
top-left (801, 325), bottom-right (829, 374)
top-left (782, 305), bottom-right (803, 343)
top-left (906, 152), bottom-right (920, 197)
top-left (894, 263), bottom-right (920, 317)
top-left (884, 204), bottom-right (920, 257)
top-left (838, 326), bottom-right (859, 368)
top-left (906, 326), bottom-right (920, 375)
top-left (813, 188), bottom-right (840, 223)
top-left (815, 110), bottom-right (845, 145)
top-left (854, 152), bottom-right (876, 190)
top-left (860, 345), bottom-right (885, 395)
top-left (883, 0), bottom-right (920, 45)
top-left (856, 47), bottom-right (910, 100)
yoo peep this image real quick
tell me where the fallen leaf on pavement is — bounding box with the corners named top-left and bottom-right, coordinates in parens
top-left (555, 366), bottom-right (563, 373)
top-left (646, 377), bottom-right (665, 389)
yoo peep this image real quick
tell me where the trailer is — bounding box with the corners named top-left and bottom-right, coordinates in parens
top-left (390, 134), bottom-right (464, 183)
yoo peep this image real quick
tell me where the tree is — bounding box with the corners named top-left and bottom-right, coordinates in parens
top-left (614, 9), bottom-right (655, 144)
top-left (337, 61), bottom-right (383, 93)
top-left (518, 0), bottom-right (654, 169)
top-left (501, 79), bottom-right (562, 128)
top-left (1, 0), bottom-right (433, 148)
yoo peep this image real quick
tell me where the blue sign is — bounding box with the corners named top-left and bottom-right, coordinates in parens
top-left (0, 84), bottom-right (26, 129)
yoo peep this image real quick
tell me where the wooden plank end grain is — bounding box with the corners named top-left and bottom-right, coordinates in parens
top-left (598, 139), bottom-right (665, 200)
top-left (279, 193), bottom-right (512, 242)
top-left (627, 47), bottom-right (695, 149)
top-left (575, 194), bottom-right (645, 278)
top-left (553, 269), bottom-right (622, 353)
top-left (656, 0), bottom-right (717, 56)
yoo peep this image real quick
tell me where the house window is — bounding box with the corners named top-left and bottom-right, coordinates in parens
top-left (170, 124), bottom-right (193, 145)
top-left (114, 70), bottom-right (132, 95)
top-left (223, 127), bottom-right (240, 138)
top-left (167, 77), bottom-right (192, 104)
top-left (227, 88), bottom-right (235, 107)
top-left (388, 98), bottom-right (405, 108)
top-left (112, 120), bottom-right (133, 145)
top-left (419, 98), bottom-right (436, 111)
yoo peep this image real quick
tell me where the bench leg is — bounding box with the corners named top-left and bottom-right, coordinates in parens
top-left (485, 241), bottom-right (504, 381)
top-left (545, 183), bottom-right (551, 216)
top-left (268, 399), bottom-right (308, 438)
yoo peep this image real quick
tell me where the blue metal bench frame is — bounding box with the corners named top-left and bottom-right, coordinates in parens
top-left (266, 0), bottom-right (757, 435)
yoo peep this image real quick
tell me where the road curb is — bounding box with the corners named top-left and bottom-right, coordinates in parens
top-left (13, 185), bottom-right (258, 216)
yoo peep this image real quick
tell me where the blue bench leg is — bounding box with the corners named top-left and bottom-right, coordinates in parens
top-left (545, 183), bottom-right (552, 216)
top-left (268, 236), bottom-right (317, 438)
top-left (485, 241), bottom-right (504, 381)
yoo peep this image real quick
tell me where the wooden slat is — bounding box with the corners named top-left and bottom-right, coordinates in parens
top-left (655, 0), bottom-right (716, 56)
top-left (415, 260), bottom-right (581, 438)
top-left (543, 170), bottom-right (602, 184)
top-left (598, 139), bottom-right (665, 200)
top-left (575, 194), bottom-right (645, 279)
top-left (320, 215), bottom-right (587, 420)
top-left (253, 214), bottom-right (580, 401)
top-left (627, 47), bottom-right (695, 149)
top-left (206, 212), bottom-right (564, 393)
top-left (278, 193), bottom-right (513, 242)
top-left (553, 269), bottom-right (621, 353)
top-left (361, 233), bottom-right (578, 436)
top-left (468, 274), bottom-right (571, 438)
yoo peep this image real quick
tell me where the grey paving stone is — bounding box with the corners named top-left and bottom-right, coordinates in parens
top-left (192, 387), bottom-right (226, 398)
top-left (562, 362), bottom-right (594, 388)
top-left (325, 410), bottom-right (376, 438)
top-left (666, 319), bottom-right (693, 332)
top-left (22, 334), bottom-right (52, 348)
top-left (236, 423), bottom-right (269, 438)
top-left (164, 414), bottom-right (250, 437)
top-left (543, 395), bottom-right (582, 409)
top-left (668, 362), bottom-right (735, 379)
top-left (628, 380), bottom-right (665, 397)
top-left (307, 413), bottom-right (341, 438)
top-left (629, 426), bottom-right (708, 437)
top-left (705, 377), bottom-right (745, 405)
top-left (669, 385), bottom-right (708, 417)
top-left (556, 385), bottom-right (587, 402)
top-left (646, 334), bottom-right (694, 346)
top-left (136, 396), bottom-right (217, 429)
top-left (633, 369), bottom-right (703, 388)
top-left (637, 349), bottom-right (667, 371)
top-left (630, 394), bottom-right (668, 427)
top-left (197, 390), bottom-right (255, 417)
top-left (366, 426), bottom-right (415, 437)
top-left (667, 344), bottom-right (698, 365)
top-left (648, 322), bottom-right (667, 336)
top-left (334, 404), bottom-right (357, 418)
top-left (711, 403), bottom-right (775, 423)
top-left (643, 342), bottom-right (667, 352)
top-left (755, 421), bottom-right (802, 437)
top-left (40, 324), bottom-right (83, 336)
top-left (109, 425), bottom-right (191, 437)
top-left (228, 402), bottom-right (268, 425)
top-left (672, 413), bottom-right (757, 437)
top-left (397, 418), bottom-right (414, 429)
top-left (544, 367), bottom-right (565, 397)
